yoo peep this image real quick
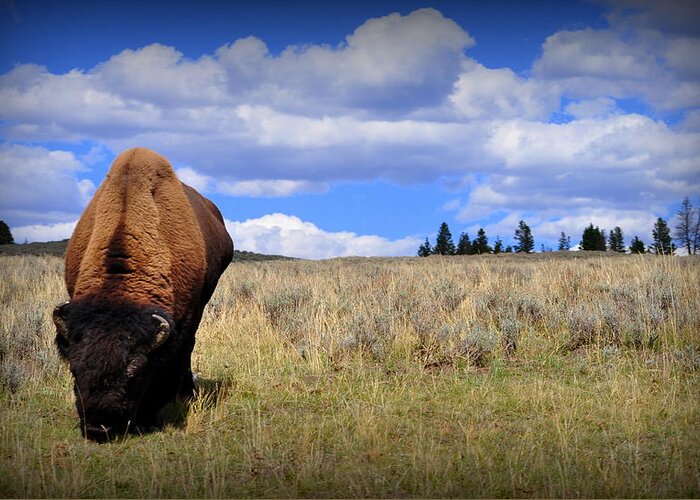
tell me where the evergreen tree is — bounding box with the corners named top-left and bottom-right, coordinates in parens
top-left (0, 221), bottom-right (13, 245)
top-left (456, 232), bottom-right (472, 255)
top-left (557, 231), bottom-right (571, 251)
top-left (473, 228), bottom-right (491, 254)
top-left (580, 224), bottom-right (594, 250)
top-left (513, 220), bottom-right (534, 253)
top-left (504, 245), bottom-right (513, 253)
top-left (652, 217), bottom-right (675, 255)
top-left (674, 197), bottom-right (699, 255)
top-left (608, 226), bottom-right (625, 253)
top-left (434, 222), bottom-right (456, 255)
top-left (493, 236), bottom-right (503, 254)
top-left (417, 237), bottom-right (432, 257)
top-left (580, 223), bottom-right (606, 251)
top-left (630, 236), bottom-right (646, 254)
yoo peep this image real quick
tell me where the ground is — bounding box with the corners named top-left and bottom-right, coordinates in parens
top-left (1, 252), bottom-right (698, 497)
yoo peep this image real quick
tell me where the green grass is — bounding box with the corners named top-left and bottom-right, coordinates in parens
top-left (1, 253), bottom-right (698, 497)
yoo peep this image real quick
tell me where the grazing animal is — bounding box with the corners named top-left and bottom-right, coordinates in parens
top-left (53, 148), bottom-right (233, 441)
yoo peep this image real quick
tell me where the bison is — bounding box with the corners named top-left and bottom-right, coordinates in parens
top-left (52, 147), bottom-right (233, 441)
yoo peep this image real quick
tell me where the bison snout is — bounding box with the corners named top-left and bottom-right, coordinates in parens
top-left (84, 423), bottom-right (116, 442)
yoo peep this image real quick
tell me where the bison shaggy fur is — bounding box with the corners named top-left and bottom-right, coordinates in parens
top-left (53, 147), bottom-right (233, 441)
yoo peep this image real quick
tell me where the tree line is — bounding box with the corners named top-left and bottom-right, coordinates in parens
top-left (418, 196), bottom-right (700, 257)
top-left (418, 220), bottom-right (534, 256)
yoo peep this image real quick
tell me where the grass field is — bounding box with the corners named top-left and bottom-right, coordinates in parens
top-left (1, 252), bottom-right (698, 497)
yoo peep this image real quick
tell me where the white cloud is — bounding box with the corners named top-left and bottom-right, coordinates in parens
top-left (11, 221), bottom-right (76, 243)
top-left (77, 179), bottom-right (96, 204)
top-left (534, 29), bottom-right (658, 81)
top-left (216, 8), bottom-right (473, 113)
top-left (530, 209), bottom-right (659, 245)
top-left (450, 62), bottom-right (556, 120)
top-left (0, 8), bottom-right (475, 142)
top-left (175, 166), bottom-right (214, 193)
top-left (217, 179), bottom-right (328, 197)
top-left (532, 19), bottom-right (700, 111)
top-left (484, 114), bottom-right (698, 176)
top-left (0, 64), bottom-right (165, 141)
top-left (225, 213), bottom-right (420, 259)
top-left (455, 114), bottom-right (700, 228)
top-left (564, 98), bottom-right (618, 119)
top-left (94, 44), bottom-right (228, 106)
top-left (0, 144), bottom-right (92, 225)
top-left (234, 104), bottom-right (472, 149)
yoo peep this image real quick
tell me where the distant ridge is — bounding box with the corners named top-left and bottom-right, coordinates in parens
top-left (0, 240), bottom-right (294, 262)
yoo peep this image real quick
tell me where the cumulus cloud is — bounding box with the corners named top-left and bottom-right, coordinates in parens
top-left (94, 44), bottom-right (228, 106)
top-left (484, 114), bottom-right (699, 178)
top-left (456, 114), bottom-right (700, 233)
top-left (175, 166), bottom-right (214, 193)
top-left (225, 213), bottom-right (420, 259)
top-left (10, 221), bottom-right (77, 243)
top-left (534, 29), bottom-right (659, 81)
top-left (532, 6), bottom-right (700, 111)
top-left (0, 144), bottom-right (93, 226)
top-left (217, 8), bottom-right (473, 114)
top-left (450, 61), bottom-right (556, 120)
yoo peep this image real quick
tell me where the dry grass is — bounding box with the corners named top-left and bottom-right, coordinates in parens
top-left (1, 252), bottom-right (698, 497)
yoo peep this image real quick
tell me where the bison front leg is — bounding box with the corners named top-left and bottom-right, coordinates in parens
top-left (176, 355), bottom-right (196, 401)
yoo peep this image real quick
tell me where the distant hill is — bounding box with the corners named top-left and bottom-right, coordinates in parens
top-left (0, 240), bottom-right (294, 262)
top-left (0, 240), bottom-right (69, 257)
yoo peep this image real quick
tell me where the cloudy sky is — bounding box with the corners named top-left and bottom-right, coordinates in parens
top-left (1, 0), bottom-right (698, 258)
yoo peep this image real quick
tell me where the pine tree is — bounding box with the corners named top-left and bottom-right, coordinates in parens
top-left (630, 236), bottom-right (646, 254)
top-left (580, 223), bottom-right (606, 251)
top-left (456, 232), bottom-right (472, 255)
top-left (504, 245), bottom-right (513, 253)
top-left (608, 226), bottom-right (625, 252)
top-left (434, 222), bottom-right (456, 255)
top-left (493, 236), bottom-right (503, 254)
top-left (674, 197), bottom-right (699, 255)
top-left (557, 231), bottom-right (571, 251)
top-left (652, 217), bottom-right (675, 255)
top-left (473, 228), bottom-right (491, 254)
top-left (597, 229), bottom-right (607, 251)
top-left (513, 220), bottom-right (534, 253)
top-left (417, 237), bottom-right (432, 257)
top-left (0, 221), bottom-right (14, 245)
top-left (580, 224), bottom-right (595, 250)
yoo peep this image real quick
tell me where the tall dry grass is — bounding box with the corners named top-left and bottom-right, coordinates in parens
top-left (1, 253), bottom-right (698, 497)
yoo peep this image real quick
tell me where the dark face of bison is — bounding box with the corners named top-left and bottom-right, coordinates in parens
top-left (52, 300), bottom-right (172, 442)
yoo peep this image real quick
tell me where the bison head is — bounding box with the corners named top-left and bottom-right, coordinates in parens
top-left (52, 300), bottom-right (172, 442)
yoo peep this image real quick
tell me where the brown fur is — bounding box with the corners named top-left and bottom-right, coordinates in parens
top-left (65, 147), bottom-right (232, 320)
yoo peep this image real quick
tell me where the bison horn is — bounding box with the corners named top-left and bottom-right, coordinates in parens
top-left (150, 314), bottom-right (171, 351)
top-left (53, 301), bottom-right (70, 340)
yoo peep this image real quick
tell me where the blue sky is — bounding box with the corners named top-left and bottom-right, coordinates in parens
top-left (1, 0), bottom-right (699, 258)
